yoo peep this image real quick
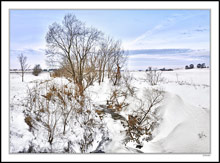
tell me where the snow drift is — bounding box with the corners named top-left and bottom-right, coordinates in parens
top-left (9, 69), bottom-right (210, 153)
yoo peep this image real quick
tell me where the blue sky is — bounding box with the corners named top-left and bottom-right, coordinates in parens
top-left (10, 10), bottom-right (210, 70)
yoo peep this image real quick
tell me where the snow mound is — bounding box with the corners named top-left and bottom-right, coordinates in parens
top-left (145, 93), bottom-right (210, 153)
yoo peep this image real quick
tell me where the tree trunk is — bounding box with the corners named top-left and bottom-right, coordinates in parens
top-left (107, 65), bottom-right (111, 79)
top-left (101, 62), bottom-right (106, 82)
top-left (98, 68), bottom-right (102, 85)
top-left (22, 72), bottom-right (24, 82)
top-left (113, 64), bottom-right (120, 85)
top-left (63, 120), bottom-right (67, 135)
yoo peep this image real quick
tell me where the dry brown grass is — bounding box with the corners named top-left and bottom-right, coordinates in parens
top-left (24, 116), bottom-right (33, 131)
top-left (50, 68), bottom-right (72, 79)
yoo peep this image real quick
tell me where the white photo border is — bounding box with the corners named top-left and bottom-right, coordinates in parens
top-left (2, 1), bottom-right (219, 162)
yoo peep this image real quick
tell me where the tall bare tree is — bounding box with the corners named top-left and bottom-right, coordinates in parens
top-left (46, 14), bottom-right (102, 94)
top-left (17, 53), bottom-right (29, 82)
top-left (110, 40), bottom-right (126, 85)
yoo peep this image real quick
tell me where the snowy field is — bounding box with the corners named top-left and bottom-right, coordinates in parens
top-left (9, 69), bottom-right (210, 153)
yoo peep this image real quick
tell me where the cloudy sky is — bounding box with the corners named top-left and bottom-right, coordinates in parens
top-left (10, 9), bottom-right (210, 70)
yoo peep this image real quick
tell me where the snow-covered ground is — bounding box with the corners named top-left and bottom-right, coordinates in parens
top-left (9, 69), bottom-right (210, 153)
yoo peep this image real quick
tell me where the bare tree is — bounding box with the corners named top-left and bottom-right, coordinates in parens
top-left (17, 53), bottom-right (29, 82)
top-left (109, 41), bottom-right (126, 85)
top-left (46, 14), bottom-right (82, 82)
top-left (46, 14), bottom-right (103, 94)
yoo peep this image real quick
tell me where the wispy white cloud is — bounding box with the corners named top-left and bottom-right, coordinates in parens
top-left (123, 13), bottom-right (210, 50)
top-left (126, 48), bottom-right (210, 70)
top-left (124, 16), bottom-right (177, 49)
top-left (128, 54), bottom-right (202, 61)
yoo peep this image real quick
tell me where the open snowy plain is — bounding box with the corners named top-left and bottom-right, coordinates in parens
top-left (10, 68), bottom-right (210, 153)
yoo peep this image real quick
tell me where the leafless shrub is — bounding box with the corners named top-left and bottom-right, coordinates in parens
top-left (106, 88), bottom-right (129, 113)
top-left (145, 70), bottom-right (164, 86)
top-left (24, 81), bottom-right (76, 151)
top-left (32, 64), bottom-right (42, 76)
top-left (105, 71), bottom-right (135, 113)
top-left (77, 110), bottom-right (103, 153)
top-left (24, 80), bottom-right (104, 153)
top-left (125, 88), bottom-right (164, 144)
top-left (50, 67), bottom-right (72, 79)
top-left (121, 71), bottom-right (136, 96)
top-left (198, 131), bottom-right (207, 139)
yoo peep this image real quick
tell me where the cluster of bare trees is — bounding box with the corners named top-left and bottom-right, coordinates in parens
top-left (98, 37), bottom-right (125, 85)
top-left (46, 14), bottom-right (126, 94)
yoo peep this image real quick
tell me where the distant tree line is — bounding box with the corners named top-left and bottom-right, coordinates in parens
top-left (196, 63), bottom-right (207, 68)
top-left (185, 63), bottom-right (207, 69)
top-left (145, 67), bottom-right (173, 72)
